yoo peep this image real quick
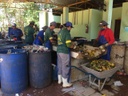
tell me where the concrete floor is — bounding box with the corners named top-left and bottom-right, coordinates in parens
top-left (0, 74), bottom-right (128, 96)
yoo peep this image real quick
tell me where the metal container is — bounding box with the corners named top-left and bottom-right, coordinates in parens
top-left (29, 51), bottom-right (52, 88)
top-left (0, 49), bottom-right (28, 94)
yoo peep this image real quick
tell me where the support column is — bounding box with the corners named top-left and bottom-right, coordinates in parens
top-left (102, 0), bottom-right (113, 28)
top-left (48, 9), bottom-right (54, 26)
top-left (39, 11), bottom-right (48, 30)
top-left (62, 7), bottom-right (69, 24)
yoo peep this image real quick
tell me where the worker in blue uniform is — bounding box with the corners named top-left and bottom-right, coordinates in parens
top-left (9, 23), bottom-right (23, 41)
top-left (97, 20), bottom-right (115, 60)
top-left (33, 26), bottom-right (48, 45)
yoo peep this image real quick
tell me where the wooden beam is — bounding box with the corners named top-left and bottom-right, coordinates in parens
top-left (68, 0), bottom-right (90, 7)
top-left (53, 7), bottom-right (63, 10)
top-left (87, 2), bottom-right (96, 7)
top-left (69, 7), bottom-right (84, 10)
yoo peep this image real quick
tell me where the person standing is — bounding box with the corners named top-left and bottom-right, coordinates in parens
top-left (33, 24), bottom-right (39, 38)
top-left (24, 21), bottom-right (35, 45)
top-left (33, 26), bottom-right (48, 45)
top-left (97, 20), bottom-right (115, 60)
top-left (8, 23), bottom-right (23, 41)
top-left (57, 21), bottom-right (74, 88)
top-left (44, 21), bottom-right (56, 50)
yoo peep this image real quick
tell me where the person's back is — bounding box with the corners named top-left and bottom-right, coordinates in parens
top-left (44, 28), bottom-right (54, 42)
top-left (33, 26), bottom-right (48, 45)
top-left (44, 21), bottom-right (56, 50)
top-left (57, 28), bottom-right (71, 54)
top-left (24, 21), bottom-right (35, 45)
top-left (33, 30), bottom-right (44, 45)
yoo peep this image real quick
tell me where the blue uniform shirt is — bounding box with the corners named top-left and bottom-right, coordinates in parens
top-left (33, 30), bottom-right (44, 45)
top-left (10, 28), bottom-right (23, 41)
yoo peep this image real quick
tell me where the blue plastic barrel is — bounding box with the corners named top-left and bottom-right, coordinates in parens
top-left (0, 45), bottom-right (17, 49)
top-left (0, 49), bottom-right (28, 94)
top-left (29, 51), bottom-right (52, 88)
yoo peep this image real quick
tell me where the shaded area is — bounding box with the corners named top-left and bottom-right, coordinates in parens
top-left (21, 81), bottom-right (71, 96)
top-left (104, 74), bottom-right (128, 96)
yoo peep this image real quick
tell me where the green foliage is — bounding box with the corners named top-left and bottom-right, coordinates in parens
top-left (0, 2), bottom-right (40, 32)
top-left (23, 3), bottom-right (40, 26)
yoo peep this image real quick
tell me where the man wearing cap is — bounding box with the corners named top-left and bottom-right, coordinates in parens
top-left (97, 20), bottom-right (115, 60)
top-left (33, 26), bottom-right (48, 45)
top-left (8, 23), bottom-right (23, 41)
top-left (24, 21), bottom-right (35, 45)
top-left (57, 21), bottom-right (74, 88)
top-left (44, 21), bottom-right (56, 50)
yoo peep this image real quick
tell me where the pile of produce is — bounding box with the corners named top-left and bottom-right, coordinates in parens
top-left (23, 45), bottom-right (49, 53)
top-left (83, 45), bottom-right (104, 59)
top-left (86, 59), bottom-right (115, 72)
top-left (73, 45), bottom-right (105, 59)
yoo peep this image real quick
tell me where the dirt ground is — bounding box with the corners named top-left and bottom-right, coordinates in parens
top-left (2, 74), bottom-right (128, 96)
top-left (18, 81), bottom-right (71, 96)
top-left (21, 74), bottom-right (128, 96)
top-left (106, 74), bottom-right (128, 96)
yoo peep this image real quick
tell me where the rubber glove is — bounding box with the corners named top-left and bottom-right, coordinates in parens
top-left (99, 45), bottom-right (105, 50)
top-left (104, 43), bottom-right (109, 47)
top-left (99, 43), bottom-right (109, 49)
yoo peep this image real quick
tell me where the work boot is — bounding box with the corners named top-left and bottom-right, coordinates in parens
top-left (58, 75), bottom-right (62, 84)
top-left (62, 77), bottom-right (72, 88)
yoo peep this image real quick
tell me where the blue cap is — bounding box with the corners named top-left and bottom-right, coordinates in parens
top-left (65, 22), bottom-right (73, 28)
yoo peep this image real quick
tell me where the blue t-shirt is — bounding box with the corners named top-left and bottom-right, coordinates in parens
top-left (33, 30), bottom-right (44, 45)
top-left (9, 28), bottom-right (23, 41)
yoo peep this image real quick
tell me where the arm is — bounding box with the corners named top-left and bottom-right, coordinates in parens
top-left (19, 29), bottom-right (23, 37)
top-left (107, 29), bottom-right (115, 45)
top-left (96, 31), bottom-right (101, 41)
top-left (104, 29), bottom-right (115, 47)
top-left (99, 29), bottom-right (115, 49)
top-left (38, 36), bottom-right (44, 44)
top-left (65, 32), bottom-right (73, 48)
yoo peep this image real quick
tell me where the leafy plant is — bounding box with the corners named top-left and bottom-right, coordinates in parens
top-left (0, 2), bottom-right (40, 32)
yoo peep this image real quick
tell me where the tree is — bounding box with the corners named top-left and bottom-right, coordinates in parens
top-left (0, 2), bottom-right (40, 32)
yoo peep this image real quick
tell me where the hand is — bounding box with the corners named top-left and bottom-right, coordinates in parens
top-left (104, 43), bottom-right (109, 47)
top-left (99, 45), bottom-right (105, 49)
top-left (99, 43), bottom-right (109, 49)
